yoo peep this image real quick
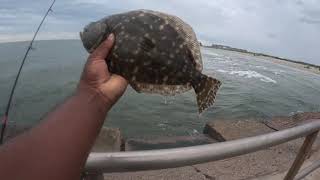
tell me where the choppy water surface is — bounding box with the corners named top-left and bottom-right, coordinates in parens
top-left (0, 40), bottom-right (319, 138)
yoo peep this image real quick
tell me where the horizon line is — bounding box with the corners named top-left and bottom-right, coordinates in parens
top-left (0, 38), bottom-right (318, 66)
top-left (0, 38), bottom-right (80, 44)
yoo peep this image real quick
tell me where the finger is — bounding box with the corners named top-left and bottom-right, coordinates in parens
top-left (90, 33), bottom-right (115, 60)
top-left (109, 74), bottom-right (128, 87)
top-left (100, 75), bottom-right (128, 103)
top-left (104, 75), bottom-right (128, 93)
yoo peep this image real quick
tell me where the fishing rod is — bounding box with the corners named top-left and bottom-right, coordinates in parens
top-left (0, 0), bottom-right (56, 144)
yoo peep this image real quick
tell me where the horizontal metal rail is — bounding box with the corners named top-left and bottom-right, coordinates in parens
top-left (85, 119), bottom-right (320, 174)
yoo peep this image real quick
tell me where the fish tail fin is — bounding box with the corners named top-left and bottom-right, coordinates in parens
top-left (192, 74), bottom-right (221, 114)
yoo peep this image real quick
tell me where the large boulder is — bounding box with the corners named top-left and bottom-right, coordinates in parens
top-left (264, 112), bottom-right (320, 131)
top-left (125, 135), bottom-right (217, 151)
top-left (91, 127), bottom-right (123, 152)
top-left (203, 119), bottom-right (274, 141)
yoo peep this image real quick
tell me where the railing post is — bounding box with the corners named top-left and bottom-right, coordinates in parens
top-left (284, 131), bottom-right (319, 180)
top-left (295, 160), bottom-right (320, 180)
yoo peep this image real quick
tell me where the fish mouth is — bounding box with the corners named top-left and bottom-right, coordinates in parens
top-left (79, 29), bottom-right (101, 53)
top-left (79, 31), bottom-right (83, 41)
top-left (79, 30), bottom-right (93, 53)
top-left (89, 35), bottom-right (105, 53)
top-left (80, 22), bottom-right (110, 53)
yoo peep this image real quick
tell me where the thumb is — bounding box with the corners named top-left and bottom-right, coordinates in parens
top-left (90, 33), bottom-right (115, 60)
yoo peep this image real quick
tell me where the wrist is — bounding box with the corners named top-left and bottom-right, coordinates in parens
top-left (76, 83), bottom-right (111, 114)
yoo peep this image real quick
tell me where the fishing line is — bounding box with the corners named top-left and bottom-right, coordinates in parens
top-left (0, 0), bottom-right (56, 144)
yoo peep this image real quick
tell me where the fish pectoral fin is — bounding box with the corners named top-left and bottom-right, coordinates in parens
top-left (130, 82), bottom-right (192, 96)
top-left (129, 81), bottom-right (142, 93)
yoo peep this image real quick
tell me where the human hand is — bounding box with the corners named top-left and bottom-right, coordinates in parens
top-left (78, 34), bottom-right (128, 106)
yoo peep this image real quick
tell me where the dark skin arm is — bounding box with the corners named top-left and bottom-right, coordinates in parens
top-left (0, 34), bottom-right (127, 180)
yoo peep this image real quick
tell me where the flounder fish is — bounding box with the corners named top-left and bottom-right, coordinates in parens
top-left (80, 9), bottom-right (221, 113)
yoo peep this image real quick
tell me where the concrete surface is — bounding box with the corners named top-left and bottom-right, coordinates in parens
top-left (257, 149), bottom-right (320, 180)
top-left (203, 119), bottom-right (274, 140)
top-left (102, 138), bottom-right (302, 180)
top-left (4, 112), bottom-right (320, 179)
top-left (101, 112), bottom-right (320, 180)
top-left (264, 112), bottom-right (320, 131)
top-left (91, 127), bottom-right (123, 152)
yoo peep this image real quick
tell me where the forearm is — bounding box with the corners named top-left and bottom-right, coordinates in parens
top-left (0, 89), bottom-right (110, 180)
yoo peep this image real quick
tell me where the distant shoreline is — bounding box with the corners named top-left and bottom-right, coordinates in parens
top-left (202, 45), bottom-right (320, 75)
top-left (0, 39), bottom-right (79, 44)
top-left (1, 39), bottom-right (319, 75)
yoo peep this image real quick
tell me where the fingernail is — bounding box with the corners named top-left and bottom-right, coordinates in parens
top-left (108, 33), bottom-right (115, 41)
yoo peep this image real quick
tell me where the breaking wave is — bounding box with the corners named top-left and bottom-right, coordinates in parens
top-left (202, 51), bottom-right (222, 57)
top-left (217, 70), bottom-right (277, 84)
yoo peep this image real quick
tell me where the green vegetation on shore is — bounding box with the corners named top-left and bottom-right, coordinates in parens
top-left (200, 42), bottom-right (320, 70)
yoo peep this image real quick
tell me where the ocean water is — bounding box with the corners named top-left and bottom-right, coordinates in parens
top-left (0, 40), bottom-right (319, 138)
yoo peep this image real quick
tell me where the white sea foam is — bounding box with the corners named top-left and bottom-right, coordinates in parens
top-left (217, 69), bottom-right (228, 73)
top-left (157, 123), bottom-right (167, 130)
top-left (273, 71), bottom-right (281, 75)
top-left (213, 57), bottom-right (226, 61)
top-left (157, 123), bottom-right (166, 127)
top-left (217, 69), bottom-right (277, 83)
top-left (273, 69), bottom-right (286, 75)
top-left (193, 129), bottom-right (199, 134)
top-left (203, 51), bottom-right (221, 57)
top-left (254, 65), bottom-right (268, 70)
top-left (289, 110), bottom-right (304, 116)
top-left (229, 70), bottom-right (277, 83)
top-left (188, 129), bottom-right (200, 137)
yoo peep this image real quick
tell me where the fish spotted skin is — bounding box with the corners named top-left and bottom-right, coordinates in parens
top-left (80, 10), bottom-right (221, 113)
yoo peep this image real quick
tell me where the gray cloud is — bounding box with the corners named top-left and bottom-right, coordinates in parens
top-left (0, 0), bottom-right (319, 65)
top-left (300, 17), bottom-right (320, 24)
top-left (296, 0), bottom-right (320, 25)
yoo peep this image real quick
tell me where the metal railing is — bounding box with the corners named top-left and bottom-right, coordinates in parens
top-left (84, 119), bottom-right (320, 180)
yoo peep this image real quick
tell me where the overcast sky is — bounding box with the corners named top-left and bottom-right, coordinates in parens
top-left (0, 0), bottom-right (319, 65)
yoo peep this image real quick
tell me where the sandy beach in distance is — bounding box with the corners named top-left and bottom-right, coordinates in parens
top-left (221, 48), bottom-right (320, 76)
top-left (256, 55), bottom-right (320, 75)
